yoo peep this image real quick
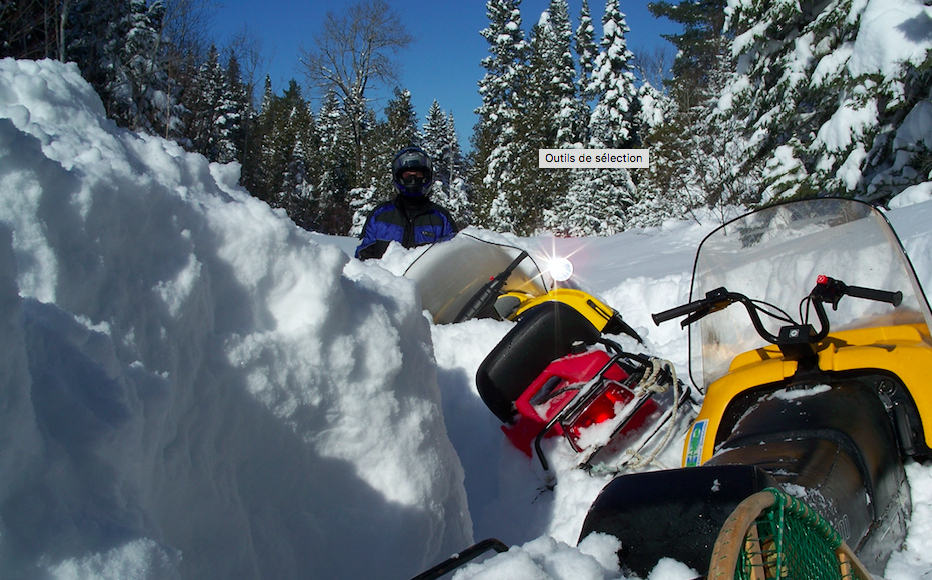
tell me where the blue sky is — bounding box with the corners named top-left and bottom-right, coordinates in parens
top-left (210, 1), bottom-right (682, 146)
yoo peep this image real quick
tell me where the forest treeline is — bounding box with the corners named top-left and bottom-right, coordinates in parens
top-left (3, 0), bottom-right (931, 237)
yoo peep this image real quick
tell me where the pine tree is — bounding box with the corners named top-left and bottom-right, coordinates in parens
top-left (719, 0), bottom-right (932, 202)
top-left (109, 0), bottom-right (184, 136)
top-left (273, 82), bottom-right (317, 229)
top-left (348, 185), bottom-right (380, 237)
top-left (588, 0), bottom-right (640, 149)
top-left (422, 102), bottom-right (472, 226)
top-left (545, 169), bottom-right (629, 235)
top-left (187, 44), bottom-right (226, 161)
top-left (631, 0), bottom-right (739, 225)
top-left (472, 0), bottom-right (529, 232)
top-left (241, 76), bottom-right (275, 203)
top-left (575, 0), bottom-right (597, 101)
top-left (541, 0), bottom-right (583, 148)
top-left (349, 87), bottom-right (421, 234)
top-left (512, 2), bottom-right (581, 234)
top-left (552, 0), bottom-right (638, 234)
top-left (648, 0), bottom-right (728, 104)
top-left (316, 90), bottom-right (355, 234)
top-left (215, 52), bottom-right (250, 164)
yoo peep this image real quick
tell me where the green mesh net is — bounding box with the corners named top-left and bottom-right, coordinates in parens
top-left (733, 488), bottom-right (855, 580)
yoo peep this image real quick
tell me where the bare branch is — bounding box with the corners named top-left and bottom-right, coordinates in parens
top-left (300, 0), bottom-right (412, 111)
top-left (299, 0), bottom-right (413, 173)
top-left (632, 43), bottom-right (674, 89)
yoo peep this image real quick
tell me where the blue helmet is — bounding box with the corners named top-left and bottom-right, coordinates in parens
top-left (392, 146), bottom-right (434, 196)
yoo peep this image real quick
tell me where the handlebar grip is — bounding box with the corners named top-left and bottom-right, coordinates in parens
top-left (453, 281), bottom-right (501, 323)
top-left (845, 284), bottom-right (903, 307)
top-left (652, 298), bottom-right (708, 325)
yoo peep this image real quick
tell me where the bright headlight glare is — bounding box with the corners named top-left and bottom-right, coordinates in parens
top-left (549, 257), bottom-right (574, 282)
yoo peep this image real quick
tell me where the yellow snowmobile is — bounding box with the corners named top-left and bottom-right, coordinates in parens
top-left (579, 198), bottom-right (932, 578)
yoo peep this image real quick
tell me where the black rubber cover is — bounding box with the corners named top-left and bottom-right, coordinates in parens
top-left (579, 464), bottom-right (778, 577)
top-left (476, 301), bottom-right (601, 424)
top-left (711, 379), bottom-right (911, 573)
top-left (579, 380), bottom-right (911, 578)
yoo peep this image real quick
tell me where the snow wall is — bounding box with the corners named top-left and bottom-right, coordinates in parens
top-left (0, 58), bottom-right (471, 579)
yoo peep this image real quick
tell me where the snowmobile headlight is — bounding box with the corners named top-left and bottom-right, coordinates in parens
top-left (548, 257), bottom-right (574, 282)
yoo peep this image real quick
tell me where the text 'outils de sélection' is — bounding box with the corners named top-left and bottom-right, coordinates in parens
top-left (538, 149), bottom-right (650, 168)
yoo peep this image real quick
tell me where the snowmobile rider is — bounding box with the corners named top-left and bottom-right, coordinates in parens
top-left (355, 146), bottom-right (458, 260)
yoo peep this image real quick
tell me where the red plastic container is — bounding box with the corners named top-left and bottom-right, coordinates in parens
top-left (503, 349), bottom-right (658, 457)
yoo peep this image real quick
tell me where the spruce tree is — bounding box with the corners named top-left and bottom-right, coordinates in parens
top-left (216, 53), bottom-right (250, 165)
top-left (721, 0), bottom-right (932, 202)
top-left (514, 3), bottom-right (580, 234)
top-left (648, 0), bottom-right (728, 104)
top-left (349, 87), bottom-right (421, 235)
top-left (588, 0), bottom-right (640, 149)
top-left (242, 76), bottom-right (275, 203)
top-left (274, 82), bottom-right (317, 229)
top-left (555, 0), bottom-right (638, 234)
top-left (422, 102), bottom-right (472, 226)
top-left (632, 0), bottom-right (740, 225)
top-left (316, 90), bottom-right (355, 234)
top-left (575, 0), bottom-right (597, 101)
top-left (472, 0), bottom-right (528, 232)
top-left (187, 45), bottom-right (226, 161)
top-left (110, 0), bottom-right (183, 135)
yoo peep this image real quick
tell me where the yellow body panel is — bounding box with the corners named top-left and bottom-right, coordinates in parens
top-left (509, 288), bottom-right (617, 332)
top-left (682, 323), bottom-right (932, 467)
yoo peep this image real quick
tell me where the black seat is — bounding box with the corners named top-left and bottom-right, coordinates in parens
top-left (475, 300), bottom-right (601, 424)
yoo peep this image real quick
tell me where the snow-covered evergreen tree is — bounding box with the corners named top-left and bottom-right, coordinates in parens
top-left (722, 0), bottom-right (932, 202)
top-left (113, 0), bottom-right (184, 137)
top-left (348, 87), bottom-right (420, 233)
top-left (275, 84), bottom-right (317, 230)
top-left (538, 0), bottom-right (584, 148)
top-left (422, 102), bottom-right (449, 164)
top-left (631, 0), bottom-right (740, 226)
top-left (215, 52), bottom-right (249, 164)
top-left (241, 75), bottom-right (275, 203)
top-left (511, 2), bottom-right (584, 234)
top-left (316, 90), bottom-right (355, 234)
top-left (588, 0), bottom-right (640, 149)
top-left (575, 0), bottom-right (597, 101)
top-left (188, 45), bottom-right (226, 162)
top-left (544, 168), bottom-right (630, 236)
top-left (548, 0), bottom-right (638, 235)
top-left (348, 185), bottom-right (379, 238)
top-left (472, 0), bottom-right (528, 233)
top-left (422, 102), bottom-right (473, 226)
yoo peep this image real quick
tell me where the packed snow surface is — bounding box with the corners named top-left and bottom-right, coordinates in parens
top-left (3, 58), bottom-right (932, 579)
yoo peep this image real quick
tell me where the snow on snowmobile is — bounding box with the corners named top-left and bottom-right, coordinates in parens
top-left (578, 198), bottom-right (932, 579)
top-left (406, 233), bottom-right (695, 474)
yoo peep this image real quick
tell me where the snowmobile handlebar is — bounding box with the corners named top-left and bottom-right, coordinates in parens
top-left (651, 287), bottom-right (736, 327)
top-left (652, 277), bottom-right (903, 346)
top-left (453, 250), bottom-right (529, 323)
top-left (811, 275), bottom-right (902, 310)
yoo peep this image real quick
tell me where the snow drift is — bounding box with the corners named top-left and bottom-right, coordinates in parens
top-left (0, 58), bottom-right (470, 579)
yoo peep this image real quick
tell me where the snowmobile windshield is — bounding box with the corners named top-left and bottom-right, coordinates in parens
top-left (688, 198), bottom-right (932, 391)
top-left (404, 233), bottom-right (551, 324)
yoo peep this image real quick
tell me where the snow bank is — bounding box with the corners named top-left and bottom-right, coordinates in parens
top-left (0, 58), bottom-right (470, 579)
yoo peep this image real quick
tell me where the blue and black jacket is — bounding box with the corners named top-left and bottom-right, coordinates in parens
top-left (355, 195), bottom-right (458, 260)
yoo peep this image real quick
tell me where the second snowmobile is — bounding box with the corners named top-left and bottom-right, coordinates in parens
top-left (405, 231), bottom-right (691, 472)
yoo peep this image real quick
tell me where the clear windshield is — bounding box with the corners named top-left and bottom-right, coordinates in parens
top-left (689, 198), bottom-right (932, 390)
top-left (403, 233), bottom-right (550, 324)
